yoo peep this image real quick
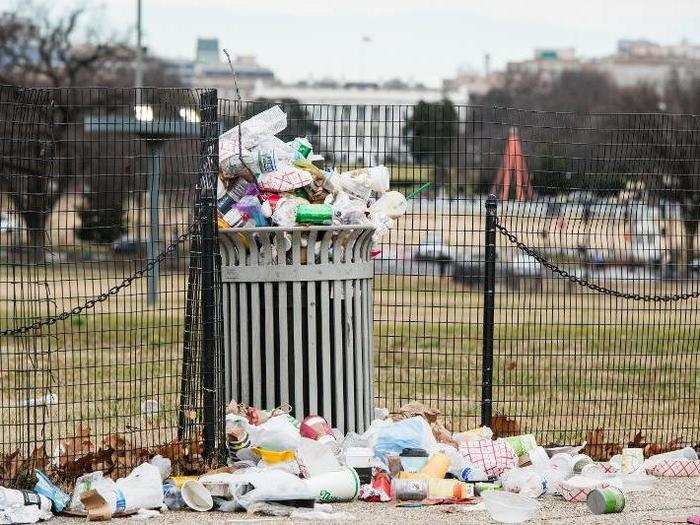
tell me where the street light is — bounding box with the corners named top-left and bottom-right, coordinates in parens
top-left (135, 0), bottom-right (143, 94)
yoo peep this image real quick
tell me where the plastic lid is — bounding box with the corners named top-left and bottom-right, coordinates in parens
top-left (400, 448), bottom-right (429, 457)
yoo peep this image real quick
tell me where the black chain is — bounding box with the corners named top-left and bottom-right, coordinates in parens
top-left (494, 218), bottom-right (700, 303)
top-left (0, 223), bottom-right (197, 337)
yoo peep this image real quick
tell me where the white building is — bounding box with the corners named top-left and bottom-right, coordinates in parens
top-left (253, 80), bottom-right (447, 164)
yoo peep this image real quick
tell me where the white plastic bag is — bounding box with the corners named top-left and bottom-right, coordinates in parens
top-left (0, 487), bottom-right (52, 523)
top-left (246, 415), bottom-right (301, 451)
top-left (233, 468), bottom-right (315, 509)
top-left (115, 463), bottom-right (164, 512)
top-left (296, 438), bottom-right (341, 477)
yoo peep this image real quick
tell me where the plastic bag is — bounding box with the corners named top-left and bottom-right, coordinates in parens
top-left (33, 470), bottom-right (69, 513)
top-left (246, 415), bottom-right (301, 451)
top-left (68, 472), bottom-right (117, 514)
top-left (374, 416), bottom-right (437, 460)
top-left (369, 191), bottom-right (407, 219)
top-left (233, 468), bottom-right (315, 509)
top-left (0, 487), bottom-right (52, 523)
top-left (148, 455), bottom-right (171, 481)
top-left (115, 463), bottom-right (164, 512)
top-left (296, 438), bottom-right (341, 477)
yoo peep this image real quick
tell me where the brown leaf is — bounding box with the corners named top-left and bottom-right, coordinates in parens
top-left (582, 428), bottom-right (622, 461)
top-left (505, 360), bottom-right (517, 371)
top-left (1, 449), bottom-right (22, 484)
top-left (26, 445), bottom-right (48, 471)
top-left (490, 415), bottom-right (521, 438)
top-left (59, 424), bottom-right (94, 466)
top-left (155, 439), bottom-right (185, 462)
top-left (629, 431), bottom-right (646, 448)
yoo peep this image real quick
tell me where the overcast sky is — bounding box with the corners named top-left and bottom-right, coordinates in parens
top-left (3, 0), bottom-right (699, 86)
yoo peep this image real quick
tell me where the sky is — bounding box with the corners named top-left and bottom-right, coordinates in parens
top-left (2, 0), bottom-right (699, 86)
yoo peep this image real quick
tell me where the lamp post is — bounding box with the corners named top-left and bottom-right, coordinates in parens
top-left (135, 0), bottom-right (144, 100)
top-left (83, 115), bottom-right (200, 305)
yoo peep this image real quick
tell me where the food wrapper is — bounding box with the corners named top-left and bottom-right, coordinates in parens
top-left (559, 476), bottom-right (607, 502)
top-left (458, 439), bottom-right (518, 478)
top-left (646, 458), bottom-right (700, 477)
top-left (259, 166), bottom-right (314, 192)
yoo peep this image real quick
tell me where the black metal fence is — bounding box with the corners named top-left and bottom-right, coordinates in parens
top-left (1, 88), bottom-right (699, 485)
top-left (0, 86), bottom-right (223, 484)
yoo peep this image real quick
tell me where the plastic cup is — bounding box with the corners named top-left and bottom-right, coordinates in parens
top-left (181, 480), bottom-right (213, 512)
top-left (303, 467), bottom-right (360, 503)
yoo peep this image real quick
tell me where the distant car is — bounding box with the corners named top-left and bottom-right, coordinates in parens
top-left (112, 235), bottom-right (147, 254)
top-left (413, 233), bottom-right (453, 276)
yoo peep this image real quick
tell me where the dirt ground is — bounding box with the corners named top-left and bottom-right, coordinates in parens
top-left (51, 476), bottom-right (700, 525)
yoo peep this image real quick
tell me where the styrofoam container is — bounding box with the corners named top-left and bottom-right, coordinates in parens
top-left (181, 480), bottom-right (213, 512)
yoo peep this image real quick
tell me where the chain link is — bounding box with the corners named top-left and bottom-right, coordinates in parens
top-left (0, 223), bottom-right (197, 337)
top-left (494, 218), bottom-right (700, 303)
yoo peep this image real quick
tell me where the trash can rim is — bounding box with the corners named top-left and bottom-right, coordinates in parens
top-left (218, 225), bottom-right (375, 233)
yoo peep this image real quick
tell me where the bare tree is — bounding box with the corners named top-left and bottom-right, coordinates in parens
top-left (0, 3), bottom-right (183, 255)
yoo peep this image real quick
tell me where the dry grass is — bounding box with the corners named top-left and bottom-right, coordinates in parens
top-left (1, 208), bottom-right (698, 458)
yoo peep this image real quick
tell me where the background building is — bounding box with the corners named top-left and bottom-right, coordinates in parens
top-left (253, 80), bottom-right (446, 164)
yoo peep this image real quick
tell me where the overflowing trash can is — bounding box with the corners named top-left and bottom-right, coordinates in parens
top-left (220, 225), bottom-right (375, 435)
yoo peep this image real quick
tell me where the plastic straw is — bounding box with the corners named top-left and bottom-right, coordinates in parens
top-left (405, 182), bottom-right (432, 200)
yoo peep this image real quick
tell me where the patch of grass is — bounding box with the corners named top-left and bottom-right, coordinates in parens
top-left (374, 320), bottom-right (700, 445)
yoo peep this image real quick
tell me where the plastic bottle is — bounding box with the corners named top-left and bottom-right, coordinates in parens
top-left (295, 204), bottom-right (333, 225)
top-left (225, 414), bottom-right (250, 465)
top-left (418, 452), bottom-right (450, 478)
top-left (427, 479), bottom-right (474, 500)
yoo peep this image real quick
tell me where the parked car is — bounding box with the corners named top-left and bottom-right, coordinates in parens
top-left (413, 233), bottom-right (454, 277)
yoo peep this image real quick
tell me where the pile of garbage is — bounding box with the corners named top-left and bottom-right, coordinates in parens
top-left (4, 402), bottom-right (699, 523)
top-left (216, 105), bottom-right (409, 241)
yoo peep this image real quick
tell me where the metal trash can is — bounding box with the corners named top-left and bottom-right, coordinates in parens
top-left (219, 225), bottom-right (375, 434)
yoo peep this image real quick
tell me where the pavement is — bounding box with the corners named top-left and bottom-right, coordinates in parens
top-left (53, 476), bottom-right (700, 524)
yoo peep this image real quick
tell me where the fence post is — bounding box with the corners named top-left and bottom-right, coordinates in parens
top-left (199, 89), bottom-right (219, 459)
top-left (481, 194), bottom-right (497, 426)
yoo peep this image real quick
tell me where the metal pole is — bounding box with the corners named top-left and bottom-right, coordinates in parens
top-left (481, 194), bottom-right (497, 426)
top-left (146, 144), bottom-right (161, 305)
top-left (199, 89), bottom-right (219, 460)
top-left (135, 0), bottom-right (143, 104)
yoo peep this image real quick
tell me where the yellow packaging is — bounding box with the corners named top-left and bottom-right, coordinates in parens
top-left (171, 476), bottom-right (199, 488)
top-left (417, 452), bottom-right (450, 479)
top-left (252, 447), bottom-right (295, 464)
